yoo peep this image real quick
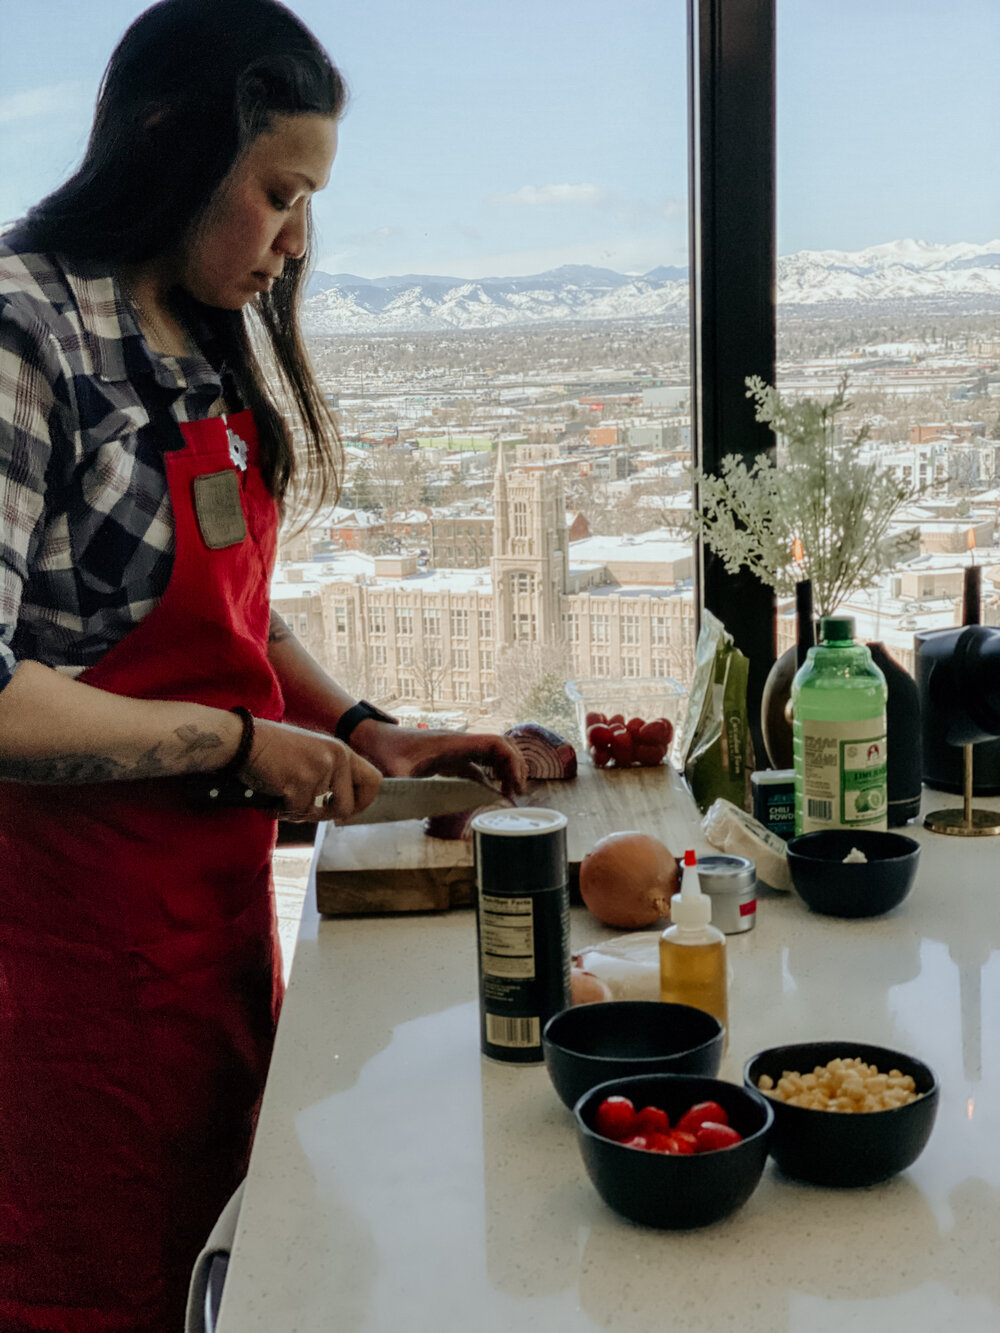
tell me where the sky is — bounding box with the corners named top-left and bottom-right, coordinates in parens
top-left (0, 0), bottom-right (998, 280)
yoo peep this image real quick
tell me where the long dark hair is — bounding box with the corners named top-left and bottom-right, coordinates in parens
top-left (21, 0), bottom-right (347, 516)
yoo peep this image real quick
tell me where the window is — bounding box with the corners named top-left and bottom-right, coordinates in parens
top-left (369, 607), bottom-right (386, 636)
top-left (592, 613), bottom-right (610, 645)
top-left (400, 677), bottom-right (415, 698)
top-left (622, 615), bottom-right (640, 646)
top-left (425, 645), bottom-right (443, 668)
top-left (423, 609), bottom-right (441, 637)
top-left (513, 501), bottom-right (528, 539)
top-left (298, 614), bottom-right (309, 636)
top-left (450, 609), bottom-right (469, 638)
top-left (478, 609), bottom-right (492, 639)
top-left (591, 654), bottom-right (611, 678)
top-left (652, 655), bottom-right (670, 678)
top-left (395, 608), bottom-right (413, 636)
top-left (513, 572), bottom-right (534, 595)
top-left (623, 654), bottom-right (641, 678)
top-left (334, 603), bottom-right (348, 635)
top-left (652, 614), bottom-right (668, 647)
top-left (563, 612), bottom-right (579, 644)
top-left (480, 649), bottom-right (494, 672)
top-left (397, 645), bottom-right (413, 666)
top-left (453, 647), bottom-right (469, 669)
top-left (455, 680), bottom-right (470, 702)
top-left (514, 613), bottom-right (536, 643)
top-left (372, 644), bottom-right (387, 666)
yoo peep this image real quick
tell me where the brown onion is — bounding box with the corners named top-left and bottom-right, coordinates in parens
top-left (571, 968), bottom-right (614, 1005)
top-left (579, 830), bottom-right (678, 929)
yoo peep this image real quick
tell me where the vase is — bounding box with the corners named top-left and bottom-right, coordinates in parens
top-left (760, 646), bottom-right (797, 769)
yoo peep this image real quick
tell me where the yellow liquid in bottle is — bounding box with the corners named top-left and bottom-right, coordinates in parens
top-left (659, 936), bottom-right (728, 1035)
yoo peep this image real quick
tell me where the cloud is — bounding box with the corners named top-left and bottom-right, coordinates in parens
top-left (488, 183), bottom-right (612, 208)
top-left (0, 81), bottom-right (89, 125)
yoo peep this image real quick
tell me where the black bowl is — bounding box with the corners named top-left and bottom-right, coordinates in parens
top-left (575, 1074), bottom-right (773, 1229)
top-left (542, 1001), bottom-right (724, 1110)
top-left (744, 1040), bottom-right (939, 1187)
top-left (785, 829), bottom-right (920, 918)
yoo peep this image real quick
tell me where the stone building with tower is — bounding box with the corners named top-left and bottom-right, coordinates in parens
top-left (280, 444), bottom-right (696, 714)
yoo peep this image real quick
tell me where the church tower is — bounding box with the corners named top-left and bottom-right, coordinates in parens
top-left (491, 444), bottom-right (569, 648)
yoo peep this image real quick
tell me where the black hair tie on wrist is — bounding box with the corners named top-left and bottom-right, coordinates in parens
top-left (222, 705), bottom-right (255, 777)
top-left (184, 706), bottom-right (283, 811)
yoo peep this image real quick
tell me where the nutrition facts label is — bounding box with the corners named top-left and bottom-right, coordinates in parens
top-left (480, 894), bottom-right (535, 979)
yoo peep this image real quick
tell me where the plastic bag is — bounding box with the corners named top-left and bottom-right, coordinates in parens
top-left (673, 610), bottom-right (754, 814)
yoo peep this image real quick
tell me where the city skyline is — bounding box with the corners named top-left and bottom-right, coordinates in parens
top-left (2, 1), bottom-right (999, 280)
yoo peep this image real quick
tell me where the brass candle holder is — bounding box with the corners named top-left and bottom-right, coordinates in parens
top-left (924, 743), bottom-right (1000, 837)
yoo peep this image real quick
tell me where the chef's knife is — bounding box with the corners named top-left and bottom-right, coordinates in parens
top-left (189, 773), bottom-right (500, 821)
top-left (340, 775), bottom-right (501, 825)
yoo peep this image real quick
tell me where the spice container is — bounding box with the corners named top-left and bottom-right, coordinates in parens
top-left (696, 854), bottom-right (757, 934)
top-left (472, 807), bottom-right (570, 1064)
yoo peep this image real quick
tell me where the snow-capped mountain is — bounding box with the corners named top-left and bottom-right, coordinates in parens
top-left (302, 240), bottom-right (1000, 334)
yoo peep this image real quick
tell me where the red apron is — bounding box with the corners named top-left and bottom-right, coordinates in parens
top-left (0, 410), bottom-right (284, 1331)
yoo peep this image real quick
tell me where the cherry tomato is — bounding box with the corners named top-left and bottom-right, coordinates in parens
top-left (637, 719), bottom-right (670, 747)
top-left (633, 742), bottom-right (667, 767)
top-left (625, 716), bottom-right (646, 736)
top-left (606, 713), bottom-right (626, 727)
top-left (634, 1105), bottom-right (670, 1137)
top-left (643, 1132), bottom-right (676, 1153)
top-left (586, 723), bottom-right (614, 748)
top-left (590, 744), bottom-right (613, 768)
top-left (594, 1096), bottom-right (637, 1141)
top-left (669, 1129), bottom-right (698, 1154)
top-left (609, 729), bottom-right (635, 767)
top-left (621, 1134), bottom-right (651, 1151)
top-left (585, 711), bottom-right (607, 728)
top-left (695, 1122), bottom-right (743, 1153)
top-left (675, 1100), bottom-right (729, 1135)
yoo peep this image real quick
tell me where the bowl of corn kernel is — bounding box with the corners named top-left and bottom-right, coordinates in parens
top-left (743, 1041), bottom-right (938, 1187)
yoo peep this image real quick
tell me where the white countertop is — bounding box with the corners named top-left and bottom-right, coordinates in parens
top-left (217, 788), bottom-right (1000, 1333)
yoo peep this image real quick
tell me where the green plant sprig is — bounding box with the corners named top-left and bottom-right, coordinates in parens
top-left (691, 374), bottom-right (920, 618)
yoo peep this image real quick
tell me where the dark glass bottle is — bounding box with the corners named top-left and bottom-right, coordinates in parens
top-left (867, 642), bottom-right (922, 825)
top-left (760, 580), bottom-right (814, 769)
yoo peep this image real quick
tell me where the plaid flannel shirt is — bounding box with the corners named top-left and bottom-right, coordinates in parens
top-left (0, 229), bottom-right (238, 693)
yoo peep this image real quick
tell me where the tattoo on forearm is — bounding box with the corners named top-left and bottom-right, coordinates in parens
top-left (269, 612), bottom-right (294, 645)
top-left (0, 724), bottom-right (227, 785)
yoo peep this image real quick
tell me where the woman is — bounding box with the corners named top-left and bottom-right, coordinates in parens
top-left (0, 2), bottom-right (525, 1328)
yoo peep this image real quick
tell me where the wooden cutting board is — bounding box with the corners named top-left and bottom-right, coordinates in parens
top-left (314, 761), bottom-right (703, 915)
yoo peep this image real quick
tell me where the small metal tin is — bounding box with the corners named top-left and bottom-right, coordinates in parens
top-left (472, 807), bottom-right (570, 1063)
top-left (697, 853), bottom-right (757, 934)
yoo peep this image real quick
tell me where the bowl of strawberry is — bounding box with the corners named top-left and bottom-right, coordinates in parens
top-left (584, 712), bottom-right (674, 769)
top-left (574, 1074), bottom-right (773, 1229)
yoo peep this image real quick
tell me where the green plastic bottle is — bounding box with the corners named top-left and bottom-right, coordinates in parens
top-left (791, 616), bottom-right (888, 834)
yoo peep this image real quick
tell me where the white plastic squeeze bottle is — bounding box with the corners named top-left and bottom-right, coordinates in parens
top-left (659, 850), bottom-right (729, 1039)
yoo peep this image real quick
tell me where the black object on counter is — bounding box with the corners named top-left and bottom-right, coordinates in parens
top-left (867, 641), bottom-right (922, 825)
top-left (744, 1041), bottom-right (938, 1188)
top-left (760, 580), bottom-right (815, 769)
top-left (472, 808), bottom-right (570, 1065)
top-left (914, 625), bottom-right (1000, 795)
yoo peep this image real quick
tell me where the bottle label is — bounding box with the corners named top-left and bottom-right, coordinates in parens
top-left (800, 717), bottom-right (888, 831)
top-left (476, 884), bottom-right (570, 1062)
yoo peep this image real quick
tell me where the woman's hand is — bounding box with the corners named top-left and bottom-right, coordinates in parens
top-left (242, 718), bottom-right (382, 822)
top-left (350, 723), bottom-right (529, 799)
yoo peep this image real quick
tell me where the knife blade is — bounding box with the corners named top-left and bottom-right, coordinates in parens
top-left (340, 775), bottom-right (502, 825)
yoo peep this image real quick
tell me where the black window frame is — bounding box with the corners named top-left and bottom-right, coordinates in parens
top-left (688, 0), bottom-right (777, 757)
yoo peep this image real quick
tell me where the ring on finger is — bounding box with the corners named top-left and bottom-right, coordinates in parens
top-left (313, 789), bottom-right (335, 809)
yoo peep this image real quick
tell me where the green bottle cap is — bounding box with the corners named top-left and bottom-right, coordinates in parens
top-left (820, 616), bottom-right (856, 642)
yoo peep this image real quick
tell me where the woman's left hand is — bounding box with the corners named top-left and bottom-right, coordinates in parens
top-left (351, 723), bottom-right (528, 799)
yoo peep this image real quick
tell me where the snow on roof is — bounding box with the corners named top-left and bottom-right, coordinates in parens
top-left (569, 529), bottom-right (692, 565)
